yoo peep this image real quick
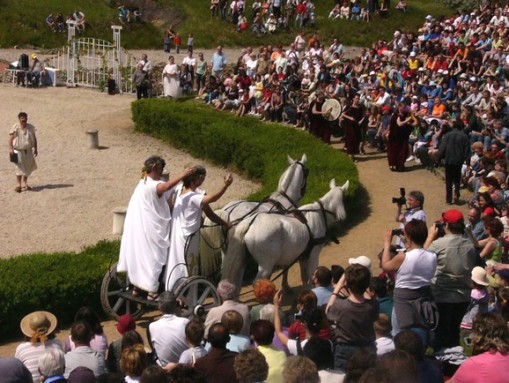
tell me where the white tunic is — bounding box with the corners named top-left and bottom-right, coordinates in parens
top-left (118, 177), bottom-right (173, 293)
top-left (165, 189), bottom-right (204, 291)
top-left (162, 63), bottom-right (181, 98)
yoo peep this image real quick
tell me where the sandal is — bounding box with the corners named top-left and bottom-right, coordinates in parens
top-left (15, 186), bottom-right (22, 193)
top-left (22, 186), bottom-right (32, 191)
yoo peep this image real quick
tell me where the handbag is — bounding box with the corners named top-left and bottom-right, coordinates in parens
top-left (9, 152), bottom-right (18, 163)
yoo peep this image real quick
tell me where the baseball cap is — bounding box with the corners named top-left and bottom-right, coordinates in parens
top-left (441, 209), bottom-right (464, 224)
top-left (348, 255), bottom-right (372, 270)
top-left (410, 51), bottom-right (416, 57)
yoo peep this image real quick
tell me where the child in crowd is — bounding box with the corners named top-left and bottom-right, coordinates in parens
top-left (178, 319), bottom-right (207, 366)
top-left (374, 314), bottom-right (395, 355)
top-left (174, 33), bottom-right (181, 54)
top-left (327, 264), bottom-right (378, 370)
top-left (460, 266), bottom-right (490, 355)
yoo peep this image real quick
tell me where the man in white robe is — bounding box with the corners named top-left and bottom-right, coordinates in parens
top-left (118, 156), bottom-right (193, 296)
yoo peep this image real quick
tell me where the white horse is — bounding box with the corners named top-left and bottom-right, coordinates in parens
top-left (222, 179), bottom-right (349, 291)
top-left (199, 154), bottom-right (308, 277)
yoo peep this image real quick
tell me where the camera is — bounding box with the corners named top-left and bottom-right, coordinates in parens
top-left (391, 228), bottom-right (404, 236)
top-left (434, 220), bottom-right (446, 238)
top-left (392, 187), bottom-right (406, 205)
top-left (294, 312), bottom-right (304, 321)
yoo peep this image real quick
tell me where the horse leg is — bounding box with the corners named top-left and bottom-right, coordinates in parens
top-left (299, 248), bottom-right (320, 288)
top-left (282, 269), bottom-right (291, 292)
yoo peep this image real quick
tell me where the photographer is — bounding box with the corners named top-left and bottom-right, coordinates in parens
top-left (382, 219), bottom-right (436, 344)
top-left (394, 189), bottom-right (426, 247)
top-left (424, 209), bottom-right (476, 350)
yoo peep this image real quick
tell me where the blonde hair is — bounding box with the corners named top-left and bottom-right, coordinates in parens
top-left (120, 344), bottom-right (147, 377)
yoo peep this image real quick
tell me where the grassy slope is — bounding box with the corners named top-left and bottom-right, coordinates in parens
top-left (0, 0), bottom-right (454, 49)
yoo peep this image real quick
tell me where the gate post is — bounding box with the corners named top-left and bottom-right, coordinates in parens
top-left (66, 20), bottom-right (77, 87)
top-left (111, 26), bottom-right (123, 94)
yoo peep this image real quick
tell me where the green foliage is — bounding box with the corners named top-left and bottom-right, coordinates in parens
top-left (0, 240), bottom-right (119, 341)
top-left (0, 0), bottom-right (454, 49)
top-left (442, 0), bottom-right (478, 14)
top-left (131, 98), bottom-right (359, 207)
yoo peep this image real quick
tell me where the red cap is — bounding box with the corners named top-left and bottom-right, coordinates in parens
top-left (117, 314), bottom-right (136, 335)
top-left (442, 209), bottom-right (464, 224)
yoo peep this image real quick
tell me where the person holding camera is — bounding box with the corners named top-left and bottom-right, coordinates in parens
top-left (424, 209), bottom-right (476, 350)
top-left (394, 189), bottom-right (426, 247)
top-left (382, 219), bottom-right (437, 344)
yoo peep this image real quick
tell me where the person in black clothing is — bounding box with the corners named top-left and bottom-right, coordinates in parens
top-left (434, 118), bottom-right (471, 204)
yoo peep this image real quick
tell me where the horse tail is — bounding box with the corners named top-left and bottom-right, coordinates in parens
top-left (222, 217), bottom-right (252, 291)
top-left (200, 209), bottom-right (230, 279)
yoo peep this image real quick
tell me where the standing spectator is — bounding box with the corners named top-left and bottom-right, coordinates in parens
top-left (211, 45), bottom-right (227, 78)
top-left (433, 119), bottom-right (470, 205)
top-left (342, 94), bottom-right (365, 161)
top-left (132, 63), bottom-right (149, 99)
top-left (15, 311), bottom-right (61, 382)
top-left (187, 33), bottom-right (194, 53)
top-left (173, 32), bottom-right (181, 54)
top-left (195, 52), bottom-right (208, 94)
top-left (182, 51), bottom-right (196, 89)
top-left (194, 323), bottom-right (239, 383)
top-left (394, 190), bottom-right (426, 247)
top-left (9, 112), bottom-right (38, 193)
top-left (205, 279), bottom-right (251, 337)
top-left (163, 31), bottom-right (172, 53)
top-left (148, 292), bottom-right (189, 367)
top-left (386, 103), bottom-right (414, 172)
top-left (425, 209), bottom-right (476, 349)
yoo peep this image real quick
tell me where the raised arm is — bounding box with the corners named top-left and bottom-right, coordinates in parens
top-left (202, 173), bottom-right (233, 205)
top-left (156, 167), bottom-right (194, 197)
top-left (273, 290), bottom-right (289, 346)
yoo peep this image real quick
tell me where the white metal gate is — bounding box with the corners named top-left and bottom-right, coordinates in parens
top-left (46, 21), bottom-right (136, 93)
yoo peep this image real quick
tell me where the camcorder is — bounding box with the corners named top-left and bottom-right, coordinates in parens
top-left (434, 220), bottom-right (446, 238)
top-left (391, 228), bottom-right (404, 236)
top-left (392, 188), bottom-right (406, 205)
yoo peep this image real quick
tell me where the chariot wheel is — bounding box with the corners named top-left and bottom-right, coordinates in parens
top-left (100, 262), bottom-right (145, 320)
top-left (174, 276), bottom-right (221, 318)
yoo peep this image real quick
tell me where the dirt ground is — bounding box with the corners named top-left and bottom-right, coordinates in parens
top-left (0, 49), bottom-right (468, 355)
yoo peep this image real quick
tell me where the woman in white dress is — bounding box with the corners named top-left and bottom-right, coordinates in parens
top-left (165, 166), bottom-right (233, 291)
top-left (162, 56), bottom-right (181, 98)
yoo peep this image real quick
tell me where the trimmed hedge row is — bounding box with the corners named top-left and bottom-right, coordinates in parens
top-left (0, 241), bottom-right (119, 341)
top-left (131, 98), bottom-right (359, 206)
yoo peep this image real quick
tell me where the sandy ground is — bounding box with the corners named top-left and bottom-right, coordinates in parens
top-left (0, 48), bottom-right (468, 355)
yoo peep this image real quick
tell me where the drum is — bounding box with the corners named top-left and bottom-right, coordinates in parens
top-left (322, 98), bottom-right (342, 121)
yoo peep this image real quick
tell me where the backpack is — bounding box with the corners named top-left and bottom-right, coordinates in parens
top-left (413, 296), bottom-right (439, 331)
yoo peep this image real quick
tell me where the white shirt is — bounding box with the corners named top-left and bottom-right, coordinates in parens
top-left (396, 248), bottom-right (437, 289)
top-left (376, 336), bottom-right (395, 355)
top-left (149, 314), bottom-right (189, 366)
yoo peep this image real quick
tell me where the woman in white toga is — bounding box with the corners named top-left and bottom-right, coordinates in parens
top-left (162, 55), bottom-right (181, 98)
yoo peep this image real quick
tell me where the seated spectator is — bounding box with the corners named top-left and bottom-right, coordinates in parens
top-left (251, 320), bottom-right (287, 383)
top-left (340, 2), bottom-right (350, 19)
top-left (195, 323), bottom-right (239, 383)
top-left (221, 310), bottom-right (251, 352)
top-left (395, 0), bottom-right (406, 12)
top-left (205, 279), bottom-right (251, 337)
top-left (344, 348), bottom-right (377, 382)
top-left (55, 12), bottom-right (65, 33)
top-left (107, 314), bottom-right (137, 373)
top-left (67, 367), bottom-right (96, 383)
top-left (376, 350), bottom-right (418, 382)
top-left (133, 8), bottom-right (142, 22)
top-left (65, 306), bottom-right (108, 356)
top-left (73, 10), bottom-right (85, 32)
top-left (38, 348), bottom-right (66, 383)
top-left (282, 356), bottom-right (319, 383)
top-left (140, 365), bottom-right (169, 383)
top-left (234, 349), bottom-right (269, 383)
top-left (27, 54), bottom-right (45, 88)
top-left (120, 344), bottom-right (146, 382)
top-left (45, 14), bottom-right (56, 32)
top-left (449, 312), bottom-right (509, 383)
top-left (178, 319), bottom-right (207, 366)
top-left (374, 314), bottom-right (395, 355)
top-left (393, 330), bottom-right (442, 383)
top-left (64, 321), bottom-right (106, 378)
top-left (250, 279), bottom-right (277, 322)
top-left (0, 357), bottom-right (33, 383)
top-left (328, 4), bottom-right (341, 19)
top-left (167, 365), bottom-right (206, 383)
top-left (15, 310), bottom-right (62, 382)
top-left (118, 5), bottom-right (130, 24)
top-left (148, 291), bottom-right (189, 367)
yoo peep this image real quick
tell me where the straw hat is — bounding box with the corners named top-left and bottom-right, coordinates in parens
top-left (471, 266), bottom-right (489, 286)
top-left (20, 311), bottom-right (58, 338)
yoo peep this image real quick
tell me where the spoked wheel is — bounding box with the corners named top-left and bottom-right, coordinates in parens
top-left (100, 262), bottom-right (145, 320)
top-left (174, 276), bottom-right (221, 318)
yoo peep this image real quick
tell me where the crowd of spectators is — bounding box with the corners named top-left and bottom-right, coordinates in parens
top-left (45, 10), bottom-right (86, 33)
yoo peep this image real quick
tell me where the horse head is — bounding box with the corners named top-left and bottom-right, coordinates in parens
top-left (320, 178), bottom-right (349, 223)
top-left (277, 154), bottom-right (309, 205)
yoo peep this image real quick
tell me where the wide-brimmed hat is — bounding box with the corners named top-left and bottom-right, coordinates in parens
top-left (20, 311), bottom-right (58, 338)
top-left (471, 266), bottom-right (489, 286)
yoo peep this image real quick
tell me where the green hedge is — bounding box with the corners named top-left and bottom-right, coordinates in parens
top-left (0, 240), bottom-right (119, 341)
top-left (131, 98), bottom-right (359, 206)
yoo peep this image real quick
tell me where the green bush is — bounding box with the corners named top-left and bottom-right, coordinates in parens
top-left (0, 240), bottom-right (119, 341)
top-left (131, 98), bottom-right (359, 207)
